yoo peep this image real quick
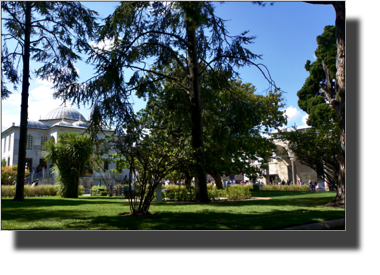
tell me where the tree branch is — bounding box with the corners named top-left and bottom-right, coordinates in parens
top-left (128, 65), bottom-right (189, 92)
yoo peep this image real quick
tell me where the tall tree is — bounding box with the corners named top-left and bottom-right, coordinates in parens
top-left (137, 65), bottom-right (286, 189)
top-left (302, 1), bottom-right (345, 204)
top-left (1, 2), bottom-right (98, 200)
top-left (297, 24), bottom-right (344, 204)
top-left (56, 2), bottom-right (278, 202)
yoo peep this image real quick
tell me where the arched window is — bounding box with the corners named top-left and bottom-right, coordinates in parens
top-left (26, 134), bottom-right (33, 150)
top-left (50, 136), bottom-right (55, 143)
top-left (41, 135), bottom-right (48, 150)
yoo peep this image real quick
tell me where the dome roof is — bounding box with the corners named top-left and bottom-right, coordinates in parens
top-left (41, 106), bottom-right (86, 121)
top-left (52, 120), bottom-right (73, 127)
top-left (72, 121), bottom-right (89, 128)
top-left (26, 120), bottom-right (49, 130)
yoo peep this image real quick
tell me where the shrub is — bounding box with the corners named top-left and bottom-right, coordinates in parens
top-left (208, 186), bottom-right (227, 201)
top-left (1, 186), bottom-right (15, 197)
top-left (78, 185), bottom-right (85, 196)
top-left (262, 184), bottom-right (311, 191)
top-left (90, 186), bottom-right (108, 196)
top-left (161, 185), bottom-right (251, 201)
top-left (1, 165), bottom-right (29, 185)
top-left (1, 185), bottom-right (59, 197)
top-left (226, 185), bottom-right (251, 200)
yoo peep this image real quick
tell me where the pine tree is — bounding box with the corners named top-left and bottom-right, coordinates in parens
top-left (56, 2), bottom-right (278, 202)
top-left (1, 2), bottom-right (98, 200)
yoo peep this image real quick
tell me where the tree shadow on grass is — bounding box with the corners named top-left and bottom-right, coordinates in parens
top-left (1, 196), bottom-right (130, 209)
top-left (2, 204), bottom-right (344, 231)
top-left (2, 192), bottom-right (344, 231)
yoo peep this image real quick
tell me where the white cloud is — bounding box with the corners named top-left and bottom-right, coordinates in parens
top-left (284, 106), bottom-right (301, 122)
top-left (90, 38), bottom-right (117, 55)
top-left (301, 113), bottom-right (309, 126)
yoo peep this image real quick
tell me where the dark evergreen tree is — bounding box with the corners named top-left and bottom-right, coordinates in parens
top-left (1, 2), bottom-right (98, 200)
top-left (56, 2), bottom-right (278, 202)
top-left (302, 1), bottom-right (345, 204)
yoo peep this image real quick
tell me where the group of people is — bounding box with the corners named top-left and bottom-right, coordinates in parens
top-left (31, 165), bottom-right (44, 175)
top-left (271, 179), bottom-right (291, 185)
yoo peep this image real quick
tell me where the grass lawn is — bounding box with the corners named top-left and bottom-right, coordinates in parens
top-left (1, 190), bottom-right (345, 230)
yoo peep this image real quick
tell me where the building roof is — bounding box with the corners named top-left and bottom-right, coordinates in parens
top-left (40, 106), bottom-right (86, 121)
top-left (72, 121), bottom-right (89, 128)
top-left (52, 120), bottom-right (73, 127)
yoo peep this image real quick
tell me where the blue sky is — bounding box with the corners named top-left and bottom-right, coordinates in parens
top-left (1, 1), bottom-right (336, 131)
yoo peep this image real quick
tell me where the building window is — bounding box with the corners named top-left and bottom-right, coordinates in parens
top-left (104, 160), bottom-right (109, 171)
top-left (4, 137), bottom-right (7, 153)
top-left (7, 157), bottom-right (10, 166)
top-left (41, 135), bottom-right (48, 150)
top-left (8, 135), bottom-right (11, 151)
top-left (26, 134), bottom-right (33, 150)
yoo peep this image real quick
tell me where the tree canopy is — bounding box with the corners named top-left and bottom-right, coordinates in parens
top-left (55, 1), bottom-right (278, 202)
top-left (44, 132), bottom-right (94, 198)
top-left (297, 25), bottom-right (338, 128)
top-left (1, 2), bottom-right (98, 200)
top-left (137, 65), bottom-right (286, 189)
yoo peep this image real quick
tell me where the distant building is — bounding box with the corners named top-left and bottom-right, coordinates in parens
top-left (1, 103), bottom-right (131, 193)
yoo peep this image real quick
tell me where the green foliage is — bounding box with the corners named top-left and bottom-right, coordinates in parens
top-left (276, 124), bottom-right (339, 185)
top-left (1, 159), bottom-right (6, 167)
top-left (1, 186), bottom-right (15, 197)
top-left (90, 186), bottom-right (108, 196)
top-left (226, 185), bottom-right (251, 200)
top-left (297, 25), bottom-right (338, 128)
top-left (262, 184), bottom-right (311, 192)
top-left (1, 2), bottom-right (98, 99)
top-left (44, 132), bottom-right (94, 198)
top-left (138, 68), bottom-right (285, 185)
top-left (1, 165), bottom-right (28, 185)
top-left (161, 184), bottom-right (251, 201)
top-left (1, 185), bottom-right (82, 197)
top-left (1, 185), bottom-right (60, 197)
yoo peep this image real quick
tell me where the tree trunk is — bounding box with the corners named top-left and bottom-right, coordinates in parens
top-left (186, 19), bottom-right (209, 203)
top-left (304, 1), bottom-right (345, 205)
top-left (332, 2), bottom-right (345, 204)
top-left (210, 171), bottom-right (224, 189)
top-left (184, 171), bottom-right (192, 187)
top-left (14, 2), bottom-right (32, 201)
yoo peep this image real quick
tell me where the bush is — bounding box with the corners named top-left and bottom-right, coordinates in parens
top-left (161, 184), bottom-right (251, 201)
top-left (226, 185), bottom-right (251, 200)
top-left (1, 185), bottom-right (59, 197)
top-left (78, 185), bottom-right (85, 196)
top-left (1, 185), bottom-right (15, 197)
top-left (90, 186), bottom-right (108, 196)
top-left (262, 184), bottom-right (311, 191)
top-left (1, 165), bottom-right (28, 185)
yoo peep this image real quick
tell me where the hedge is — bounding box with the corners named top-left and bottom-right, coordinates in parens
top-left (1, 185), bottom-right (85, 197)
top-left (161, 184), bottom-right (251, 201)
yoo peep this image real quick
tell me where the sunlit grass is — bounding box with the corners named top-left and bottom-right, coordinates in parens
top-left (1, 191), bottom-right (344, 230)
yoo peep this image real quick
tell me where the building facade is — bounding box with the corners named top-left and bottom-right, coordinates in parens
top-left (1, 104), bottom-right (130, 192)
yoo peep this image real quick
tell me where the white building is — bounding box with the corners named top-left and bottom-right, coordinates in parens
top-left (1, 103), bottom-right (131, 193)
